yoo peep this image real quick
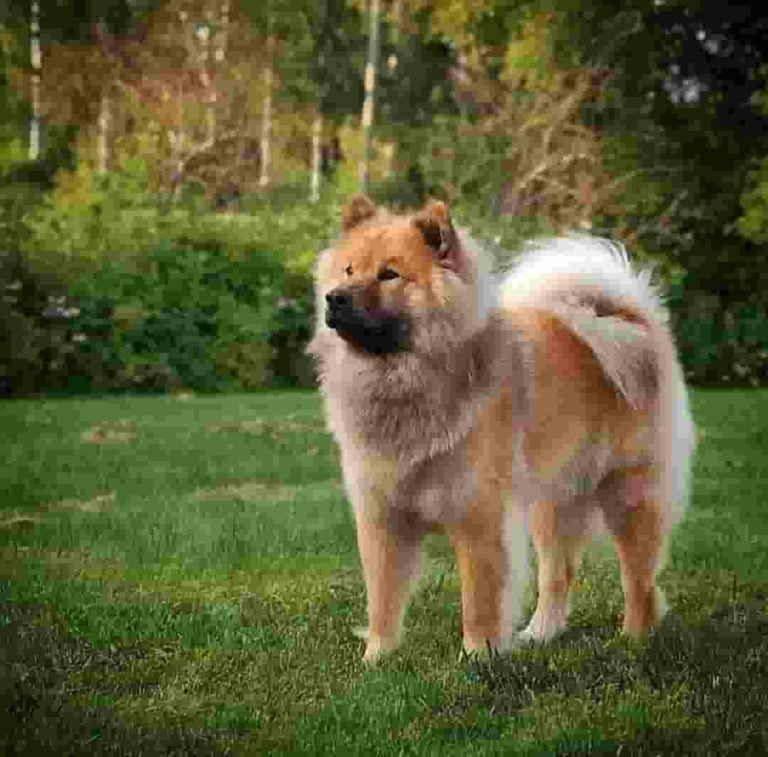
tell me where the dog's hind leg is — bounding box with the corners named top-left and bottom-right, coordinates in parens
top-left (355, 512), bottom-right (425, 663)
top-left (451, 497), bottom-right (528, 654)
top-left (599, 466), bottom-right (669, 637)
top-left (520, 499), bottom-right (587, 643)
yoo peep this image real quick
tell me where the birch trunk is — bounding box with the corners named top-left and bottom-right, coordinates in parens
top-left (383, 141), bottom-right (395, 180)
top-left (205, 2), bottom-right (229, 149)
top-left (259, 33), bottom-right (275, 190)
top-left (215, 2), bottom-right (230, 64)
top-left (360, 0), bottom-right (380, 194)
top-left (310, 111), bottom-right (323, 203)
top-left (383, 0), bottom-right (401, 181)
top-left (29, 0), bottom-right (42, 160)
top-left (96, 89), bottom-right (110, 175)
top-left (195, 17), bottom-right (215, 146)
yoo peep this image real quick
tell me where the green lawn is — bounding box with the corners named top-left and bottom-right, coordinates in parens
top-left (1, 389), bottom-right (767, 754)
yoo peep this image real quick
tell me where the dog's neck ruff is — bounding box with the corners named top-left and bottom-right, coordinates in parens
top-left (312, 312), bottom-right (531, 468)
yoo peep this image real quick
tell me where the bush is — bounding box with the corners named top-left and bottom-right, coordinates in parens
top-left (64, 241), bottom-right (285, 392)
top-left (23, 164), bottom-right (337, 275)
top-left (668, 279), bottom-right (768, 387)
top-left (7, 182), bottom-right (764, 394)
top-left (0, 250), bottom-right (89, 396)
top-left (11, 173), bottom-right (341, 393)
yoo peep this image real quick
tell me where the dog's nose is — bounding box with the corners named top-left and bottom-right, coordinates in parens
top-left (326, 291), bottom-right (352, 309)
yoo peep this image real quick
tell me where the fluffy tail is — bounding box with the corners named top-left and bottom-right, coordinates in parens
top-left (499, 236), bottom-right (696, 525)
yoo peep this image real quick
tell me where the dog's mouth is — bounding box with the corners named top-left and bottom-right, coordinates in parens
top-left (326, 306), bottom-right (410, 355)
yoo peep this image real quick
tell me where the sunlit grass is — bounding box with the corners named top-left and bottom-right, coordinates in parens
top-left (1, 389), bottom-right (767, 754)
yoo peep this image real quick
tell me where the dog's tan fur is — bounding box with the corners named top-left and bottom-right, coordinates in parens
top-left (309, 197), bottom-right (694, 661)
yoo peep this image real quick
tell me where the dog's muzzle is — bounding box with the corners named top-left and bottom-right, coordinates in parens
top-left (325, 290), bottom-right (410, 355)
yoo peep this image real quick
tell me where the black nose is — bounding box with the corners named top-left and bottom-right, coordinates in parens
top-left (326, 291), bottom-right (352, 309)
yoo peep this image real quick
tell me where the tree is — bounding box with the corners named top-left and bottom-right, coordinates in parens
top-left (548, 0), bottom-right (768, 302)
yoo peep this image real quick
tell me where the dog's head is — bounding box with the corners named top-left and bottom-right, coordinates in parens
top-left (316, 195), bottom-right (482, 357)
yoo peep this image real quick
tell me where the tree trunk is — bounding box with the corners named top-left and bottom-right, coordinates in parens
top-left (215, 2), bottom-right (230, 64)
top-left (383, 0), bottom-right (402, 182)
top-left (29, 0), bottom-right (42, 160)
top-left (360, 0), bottom-right (380, 194)
top-left (96, 88), bottom-right (110, 175)
top-left (193, 8), bottom-right (217, 148)
top-left (259, 33), bottom-right (275, 190)
top-left (310, 111), bottom-right (323, 203)
top-left (383, 141), bottom-right (395, 180)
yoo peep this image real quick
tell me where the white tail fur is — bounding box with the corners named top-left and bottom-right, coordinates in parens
top-left (500, 237), bottom-right (664, 408)
top-left (499, 237), bottom-right (663, 321)
top-left (499, 235), bottom-right (696, 525)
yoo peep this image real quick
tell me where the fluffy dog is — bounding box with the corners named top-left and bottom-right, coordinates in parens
top-left (308, 195), bottom-right (695, 663)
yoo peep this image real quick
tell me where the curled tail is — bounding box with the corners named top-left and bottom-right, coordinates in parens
top-left (499, 236), bottom-right (696, 522)
top-left (500, 237), bottom-right (666, 409)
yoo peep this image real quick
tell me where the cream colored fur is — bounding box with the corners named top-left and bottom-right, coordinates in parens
top-left (500, 236), bottom-right (696, 529)
top-left (311, 227), bottom-right (695, 657)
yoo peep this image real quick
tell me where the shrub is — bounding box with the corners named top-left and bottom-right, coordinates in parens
top-left (17, 174), bottom-right (336, 392)
top-left (22, 164), bottom-right (339, 285)
top-left (9, 182), bottom-right (764, 394)
top-left (0, 250), bottom-right (91, 396)
top-left (65, 241), bottom-right (286, 392)
top-left (668, 280), bottom-right (768, 387)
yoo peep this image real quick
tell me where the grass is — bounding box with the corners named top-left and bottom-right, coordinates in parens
top-left (1, 388), bottom-right (767, 754)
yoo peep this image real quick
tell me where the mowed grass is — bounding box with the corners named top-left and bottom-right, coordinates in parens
top-left (1, 389), bottom-right (767, 754)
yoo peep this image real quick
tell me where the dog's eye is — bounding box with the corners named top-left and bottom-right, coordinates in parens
top-left (345, 264), bottom-right (353, 276)
top-left (378, 268), bottom-right (400, 281)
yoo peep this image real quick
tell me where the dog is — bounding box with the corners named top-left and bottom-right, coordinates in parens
top-left (308, 195), bottom-right (695, 663)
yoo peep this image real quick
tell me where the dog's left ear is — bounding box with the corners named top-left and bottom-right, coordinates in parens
top-left (413, 200), bottom-right (460, 271)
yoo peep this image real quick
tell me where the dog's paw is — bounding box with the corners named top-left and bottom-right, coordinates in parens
top-left (518, 613), bottom-right (568, 644)
top-left (358, 631), bottom-right (400, 665)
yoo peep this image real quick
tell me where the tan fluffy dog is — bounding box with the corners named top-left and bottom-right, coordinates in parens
top-left (309, 195), bottom-right (695, 663)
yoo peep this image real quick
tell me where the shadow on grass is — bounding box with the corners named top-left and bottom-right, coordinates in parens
top-left (0, 603), bottom-right (239, 756)
top-left (451, 590), bottom-right (768, 754)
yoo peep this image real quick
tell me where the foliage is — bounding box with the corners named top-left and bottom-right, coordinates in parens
top-left (64, 238), bottom-right (303, 393)
top-left (739, 156), bottom-right (768, 244)
top-left (550, 0), bottom-right (768, 304)
top-left (3, 0), bottom-right (768, 391)
top-left (738, 83), bottom-right (768, 249)
top-left (667, 279), bottom-right (768, 388)
top-left (4, 189), bottom-right (343, 395)
top-left (0, 250), bottom-right (76, 397)
top-left (23, 162), bottom-right (337, 278)
top-left (406, 12), bottom-right (621, 234)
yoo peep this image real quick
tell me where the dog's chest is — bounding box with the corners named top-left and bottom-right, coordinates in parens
top-left (345, 438), bottom-right (477, 525)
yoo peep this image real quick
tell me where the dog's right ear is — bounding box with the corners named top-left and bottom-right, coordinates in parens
top-left (342, 195), bottom-right (378, 232)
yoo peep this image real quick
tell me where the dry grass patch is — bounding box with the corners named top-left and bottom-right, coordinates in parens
top-left (194, 480), bottom-right (298, 503)
top-left (0, 513), bottom-right (43, 533)
top-left (207, 419), bottom-right (325, 436)
top-left (81, 420), bottom-right (136, 444)
top-left (0, 493), bottom-right (114, 535)
top-left (46, 492), bottom-right (116, 513)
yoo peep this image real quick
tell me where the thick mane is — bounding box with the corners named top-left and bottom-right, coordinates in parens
top-left (310, 312), bottom-right (531, 468)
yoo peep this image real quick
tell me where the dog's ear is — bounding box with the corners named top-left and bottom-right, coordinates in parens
top-left (342, 194), bottom-right (378, 232)
top-left (413, 200), bottom-right (460, 270)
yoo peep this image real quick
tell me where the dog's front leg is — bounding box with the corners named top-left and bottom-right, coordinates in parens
top-left (355, 512), bottom-right (424, 663)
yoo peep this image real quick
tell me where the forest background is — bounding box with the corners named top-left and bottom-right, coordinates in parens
top-left (1, 0), bottom-right (767, 396)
